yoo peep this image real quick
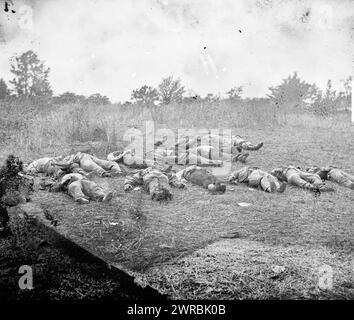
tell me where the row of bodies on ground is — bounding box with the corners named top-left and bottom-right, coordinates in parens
top-left (1, 134), bottom-right (354, 231)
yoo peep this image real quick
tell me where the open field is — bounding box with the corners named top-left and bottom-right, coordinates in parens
top-left (1, 100), bottom-right (353, 299)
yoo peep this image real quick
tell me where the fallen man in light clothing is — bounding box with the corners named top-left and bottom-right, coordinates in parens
top-left (24, 157), bottom-right (64, 176)
top-left (56, 152), bottom-right (122, 177)
top-left (107, 148), bottom-right (224, 169)
top-left (228, 166), bottom-right (286, 193)
top-left (234, 135), bottom-right (263, 151)
top-left (175, 165), bottom-right (226, 194)
top-left (24, 156), bottom-right (90, 178)
top-left (123, 167), bottom-right (186, 201)
top-left (166, 133), bottom-right (262, 164)
top-left (51, 173), bottom-right (114, 204)
top-left (305, 166), bottom-right (354, 190)
top-left (178, 134), bottom-right (263, 162)
top-left (25, 152), bottom-right (122, 177)
top-left (107, 133), bottom-right (261, 168)
top-left (271, 166), bottom-right (334, 192)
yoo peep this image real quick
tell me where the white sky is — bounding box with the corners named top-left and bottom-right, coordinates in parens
top-left (0, 0), bottom-right (353, 102)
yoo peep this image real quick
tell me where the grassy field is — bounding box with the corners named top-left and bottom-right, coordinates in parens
top-left (0, 100), bottom-right (353, 299)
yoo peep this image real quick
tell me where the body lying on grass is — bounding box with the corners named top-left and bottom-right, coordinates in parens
top-left (0, 155), bottom-right (34, 233)
top-left (123, 167), bottom-right (185, 201)
top-left (175, 165), bottom-right (226, 194)
top-left (174, 133), bottom-right (262, 163)
top-left (173, 133), bottom-right (263, 153)
top-left (305, 166), bottom-right (354, 190)
top-left (50, 173), bottom-right (114, 204)
top-left (228, 166), bottom-right (286, 193)
top-left (107, 134), bottom-right (261, 169)
top-left (271, 166), bottom-right (334, 192)
top-left (107, 148), bottom-right (224, 169)
top-left (232, 135), bottom-right (264, 152)
top-left (25, 152), bottom-right (122, 177)
top-left (24, 156), bottom-right (88, 177)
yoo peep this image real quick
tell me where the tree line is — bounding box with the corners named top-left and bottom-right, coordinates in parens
top-left (0, 50), bottom-right (352, 115)
top-left (0, 50), bottom-right (111, 106)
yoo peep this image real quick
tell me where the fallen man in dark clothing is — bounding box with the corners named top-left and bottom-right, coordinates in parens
top-left (123, 167), bottom-right (186, 201)
top-left (305, 166), bottom-right (354, 190)
top-left (175, 165), bottom-right (226, 194)
top-left (271, 166), bottom-right (335, 192)
top-left (229, 166), bottom-right (286, 193)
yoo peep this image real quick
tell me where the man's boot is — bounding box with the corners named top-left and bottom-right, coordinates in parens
top-left (277, 182), bottom-right (287, 193)
top-left (102, 191), bottom-right (114, 203)
top-left (76, 197), bottom-right (90, 204)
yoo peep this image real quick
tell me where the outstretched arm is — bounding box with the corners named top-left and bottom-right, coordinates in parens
top-left (107, 150), bottom-right (132, 162)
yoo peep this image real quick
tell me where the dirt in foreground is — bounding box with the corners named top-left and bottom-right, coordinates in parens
top-left (144, 239), bottom-right (354, 300)
top-left (0, 215), bottom-right (164, 301)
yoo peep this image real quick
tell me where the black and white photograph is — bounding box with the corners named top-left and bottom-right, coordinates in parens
top-left (0, 0), bottom-right (353, 309)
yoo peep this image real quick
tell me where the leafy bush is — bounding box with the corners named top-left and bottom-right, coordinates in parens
top-left (158, 76), bottom-right (185, 105)
top-left (131, 85), bottom-right (159, 105)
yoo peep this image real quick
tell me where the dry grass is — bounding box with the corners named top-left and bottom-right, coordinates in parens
top-left (143, 239), bottom-right (354, 300)
top-left (0, 99), bottom-right (280, 162)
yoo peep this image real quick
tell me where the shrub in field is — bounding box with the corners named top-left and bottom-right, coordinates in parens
top-left (226, 86), bottom-right (243, 101)
top-left (267, 72), bottom-right (319, 114)
top-left (310, 80), bottom-right (342, 117)
top-left (204, 93), bottom-right (221, 103)
top-left (86, 93), bottom-right (111, 106)
top-left (131, 85), bottom-right (159, 106)
top-left (53, 92), bottom-right (86, 105)
top-left (158, 76), bottom-right (185, 105)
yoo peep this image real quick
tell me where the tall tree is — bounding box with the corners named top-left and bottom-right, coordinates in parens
top-left (0, 78), bottom-right (9, 99)
top-left (158, 76), bottom-right (185, 105)
top-left (267, 72), bottom-right (318, 109)
top-left (10, 50), bottom-right (53, 97)
top-left (131, 85), bottom-right (159, 105)
top-left (310, 80), bottom-right (340, 117)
